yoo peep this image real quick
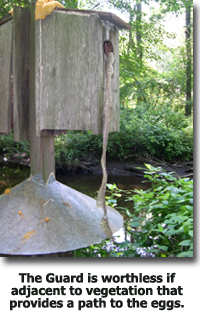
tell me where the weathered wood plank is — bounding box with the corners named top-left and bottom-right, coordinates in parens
top-left (55, 8), bottom-right (132, 30)
top-left (30, 3), bottom-right (42, 176)
top-left (0, 19), bottom-right (12, 134)
top-left (34, 10), bottom-right (119, 136)
top-left (106, 27), bottom-right (120, 132)
top-left (88, 13), bottom-right (104, 134)
top-left (42, 135), bottom-right (55, 182)
top-left (29, 3), bottom-right (55, 181)
top-left (13, 6), bottom-right (30, 141)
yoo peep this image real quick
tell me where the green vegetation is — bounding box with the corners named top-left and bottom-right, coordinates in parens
top-left (0, 104), bottom-right (193, 167)
top-left (54, 104), bottom-right (192, 168)
top-left (0, 0), bottom-right (78, 17)
top-left (0, 132), bottom-right (30, 158)
top-left (72, 165), bottom-right (193, 257)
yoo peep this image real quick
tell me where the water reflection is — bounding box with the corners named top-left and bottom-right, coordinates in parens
top-left (56, 172), bottom-right (152, 256)
top-left (56, 173), bottom-right (150, 203)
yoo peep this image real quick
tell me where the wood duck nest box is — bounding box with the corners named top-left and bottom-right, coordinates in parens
top-left (0, 6), bottom-right (131, 140)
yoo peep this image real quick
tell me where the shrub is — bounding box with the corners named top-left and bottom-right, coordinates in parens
top-left (0, 132), bottom-right (30, 158)
top-left (72, 164), bottom-right (193, 257)
top-left (0, 104), bottom-right (193, 165)
top-left (120, 164), bottom-right (193, 257)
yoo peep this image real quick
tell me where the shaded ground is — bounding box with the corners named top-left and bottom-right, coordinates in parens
top-left (0, 152), bottom-right (193, 196)
top-left (54, 153), bottom-right (193, 179)
top-left (88, 160), bottom-right (193, 178)
top-left (1, 151), bottom-right (193, 178)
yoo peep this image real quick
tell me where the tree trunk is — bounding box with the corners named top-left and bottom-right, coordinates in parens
top-left (135, 0), bottom-right (143, 104)
top-left (185, 0), bottom-right (192, 116)
top-left (127, 10), bottom-right (134, 55)
top-left (136, 0), bottom-right (142, 60)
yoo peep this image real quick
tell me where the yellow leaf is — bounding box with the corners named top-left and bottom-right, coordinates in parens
top-left (35, 0), bottom-right (64, 20)
top-left (8, 1), bottom-right (64, 20)
top-left (9, 8), bottom-right (13, 16)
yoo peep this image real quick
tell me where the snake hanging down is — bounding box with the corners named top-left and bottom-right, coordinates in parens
top-left (96, 51), bottom-right (115, 239)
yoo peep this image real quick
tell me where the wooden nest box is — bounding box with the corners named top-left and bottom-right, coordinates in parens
top-left (0, 4), bottom-right (130, 181)
top-left (0, 5), bottom-right (130, 254)
top-left (0, 5), bottom-right (131, 139)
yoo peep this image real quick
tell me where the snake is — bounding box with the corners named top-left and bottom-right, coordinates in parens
top-left (96, 51), bottom-right (114, 239)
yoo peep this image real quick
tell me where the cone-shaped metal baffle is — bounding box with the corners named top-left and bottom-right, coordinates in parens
top-left (0, 174), bottom-right (123, 255)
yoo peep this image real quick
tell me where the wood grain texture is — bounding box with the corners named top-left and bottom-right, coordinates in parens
top-left (55, 8), bottom-right (132, 30)
top-left (0, 20), bottom-right (12, 134)
top-left (34, 11), bottom-right (119, 136)
top-left (13, 6), bottom-right (30, 141)
top-left (30, 3), bottom-right (55, 181)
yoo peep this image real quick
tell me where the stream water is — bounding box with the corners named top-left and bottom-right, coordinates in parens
top-left (57, 173), bottom-right (150, 204)
top-left (0, 161), bottom-right (150, 205)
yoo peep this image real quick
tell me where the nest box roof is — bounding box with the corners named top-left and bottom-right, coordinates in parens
top-left (55, 8), bottom-right (131, 30)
